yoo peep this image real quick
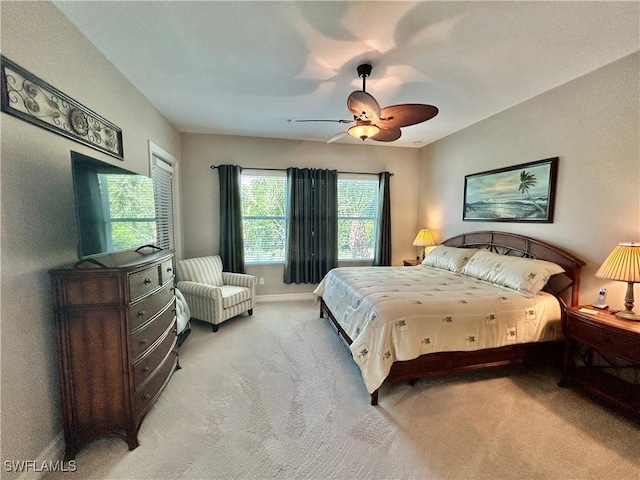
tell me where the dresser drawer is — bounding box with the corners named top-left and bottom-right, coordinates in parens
top-left (566, 315), bottom-right (640, 363)
top-left (129, 266), bottom-right (161, 301)
top-left (160, 259), bottom-right (175, 285)
top-left (130, 305), bottom-right (175, 360)
top-left (130, 282), bottom-right (174, 331)
top-left (135, 348), bottom-right (178, 419)
top-left (133, 322), bottom-right (177, 387)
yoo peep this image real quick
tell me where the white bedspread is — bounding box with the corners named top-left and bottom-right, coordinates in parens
top-left (313, 265), bottom-right (562, 393)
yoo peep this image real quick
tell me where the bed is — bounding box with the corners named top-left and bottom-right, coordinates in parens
top-left (314, 231), bottom-right (584, 405)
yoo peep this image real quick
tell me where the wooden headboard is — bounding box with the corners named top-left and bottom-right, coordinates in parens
top-left (442, 231), bottom-right (585, 307)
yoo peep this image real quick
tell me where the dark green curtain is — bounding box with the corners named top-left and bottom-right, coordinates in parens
top-left (284, 168), bottom-right (338, 284)
top-left (373, 171), bottom-right (392, 266)
top-left (218, 164), bottom-right (245, 273)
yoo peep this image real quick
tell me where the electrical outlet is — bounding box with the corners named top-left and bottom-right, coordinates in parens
top-left (259, 277), bottom-right (264, 285)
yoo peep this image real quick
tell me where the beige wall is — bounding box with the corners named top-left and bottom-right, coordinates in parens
top-left (0, 2), bottom-right (181, 476)
top-left (419, 52), bottom-right (640, 308)
top-left (2, 0), bottom-right (638, 472)
top-left (180, 134), bottom-right (421, 295)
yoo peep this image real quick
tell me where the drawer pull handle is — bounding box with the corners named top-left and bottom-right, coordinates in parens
top-left (143, 278), bottom-right (152, 285)
top-left (137, 311), bottom-right (146, 317)
top-left (139, 339), bottom-right (148, 346)
top-left (144, 393), bottom-right (151, 400)
top-left (142, 366), bottom-right (150, 373)
top-left (166, 267), bottom-right (172, 273)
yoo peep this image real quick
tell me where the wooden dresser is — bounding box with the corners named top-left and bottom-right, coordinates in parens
top-left (50, 249), bottom-right (179, 460)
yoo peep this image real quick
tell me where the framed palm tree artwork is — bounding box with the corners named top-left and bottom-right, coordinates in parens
top-left (463, 157), bottom-right (558, 222)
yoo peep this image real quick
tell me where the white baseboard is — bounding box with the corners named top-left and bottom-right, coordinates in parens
top-left (256, 293), bottom-right (315, 303)
top-left (16, 432), bottom-right (66, 480)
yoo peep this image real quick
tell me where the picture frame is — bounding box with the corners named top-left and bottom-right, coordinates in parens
top-left (463, 157), bottom-right (558, 223)
top-left (0, 55), bottom-right (123, 160)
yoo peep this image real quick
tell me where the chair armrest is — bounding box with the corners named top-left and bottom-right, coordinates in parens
top-left (176, 281), bottom-right (222, 301)
top-left (222, 272), bottom-right (257, 288)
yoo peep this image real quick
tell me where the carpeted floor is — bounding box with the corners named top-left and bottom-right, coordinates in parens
top-left (44, 299), bottom-right (640, 480)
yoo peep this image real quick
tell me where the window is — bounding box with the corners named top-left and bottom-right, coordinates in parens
top-left (337, 177), bottom-right (379, 260)
top-left (99, 173), bottom-right (157, 251)
top-left (241, 172), bottom-right (286, 263)
top-left (151, 154), bottom-right (175, 250)
top-left (149, 141), bottom-right (181, 257)
top-left (240, 171), bottom-right (379, 263)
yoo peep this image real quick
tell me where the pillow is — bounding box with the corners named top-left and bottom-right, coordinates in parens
top-left (421, 246), bottom-right (479, 273)
top-left (460, 249), bottom-right (565, 295)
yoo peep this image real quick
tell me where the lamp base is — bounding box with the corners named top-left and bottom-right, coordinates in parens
top-left (615, 310), bottom-right (640, 321)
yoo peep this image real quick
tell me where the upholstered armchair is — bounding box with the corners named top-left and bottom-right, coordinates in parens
top-left (176, 255), bottom-right (257, 332)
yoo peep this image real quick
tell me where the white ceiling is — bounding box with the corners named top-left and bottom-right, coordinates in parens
top-left (54, 1), bottom-right (639, 148)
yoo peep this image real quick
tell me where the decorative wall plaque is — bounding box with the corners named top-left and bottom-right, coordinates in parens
top-left (1, 56), bottom-right (123, 160)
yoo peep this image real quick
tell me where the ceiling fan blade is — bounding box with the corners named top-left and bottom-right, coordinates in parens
top-left (327, 130), bottom-right (348, 144)
top-left (294, 119), bottom-right (354, 124)
top-left (369, 127), bottom-right (402, 142)
top-left (347, 91), bottom-right (381, 120)
top-left (378, 104), bottom-right (439, 129)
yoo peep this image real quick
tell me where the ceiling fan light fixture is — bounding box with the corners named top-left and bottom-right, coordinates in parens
top-left (348, 124), bottom-right (380, 141)
top-left (298, 64), bottom-right (438, 144)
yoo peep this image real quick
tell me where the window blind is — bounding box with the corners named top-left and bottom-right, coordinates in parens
top-left (152, 155), bottom-right (175, 250)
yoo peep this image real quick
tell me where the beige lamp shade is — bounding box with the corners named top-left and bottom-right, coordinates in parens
top-left (595, 243), bottom-right (640, 281)
top-left (412, 229), bottom-right (436, 259)
top-left (595, 243), bottom-right (640, 320)
top-left (413, 229), bottom-right (436, 247)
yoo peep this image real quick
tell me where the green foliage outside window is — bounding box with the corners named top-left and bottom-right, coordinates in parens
top-left (241, 175), bottom-right (286, 262)
top-left (240, 174), bottom-right (378, 263)
top-left (337, 179), bottom-right (378, 260)
top-left (100, 174), bottom-right (157, 251)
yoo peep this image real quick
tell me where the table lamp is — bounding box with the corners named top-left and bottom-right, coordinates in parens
top-left (412, 229), bottom-right (436, 259)
top-left (595, 243), bottom-right (640, 320)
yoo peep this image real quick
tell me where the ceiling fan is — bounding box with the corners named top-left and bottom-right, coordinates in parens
top-left (296, 64), bottom-right (439, 143)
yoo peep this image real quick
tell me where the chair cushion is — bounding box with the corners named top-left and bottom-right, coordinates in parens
top-left (219, 285), bottom-right (252, 309)
top-left (177, 256), bottom-right (224, 287)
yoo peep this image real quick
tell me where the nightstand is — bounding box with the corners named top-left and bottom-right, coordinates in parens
top-left (560, 306), bottom-right (640, 422)
top-left (403, 258), bottom-right (421, 266)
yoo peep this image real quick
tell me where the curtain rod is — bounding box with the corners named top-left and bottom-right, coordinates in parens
top-left (210, 165), bottom-right (393, 176)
